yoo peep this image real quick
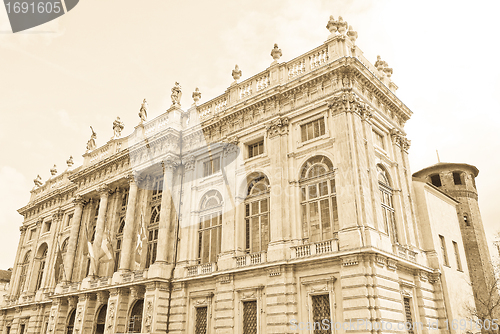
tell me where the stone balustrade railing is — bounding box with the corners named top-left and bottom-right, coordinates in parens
top-left (235, 251), bottom-right (267, 268)
top-left (290, 238), bottom-right (339, 259)
top-left (186, 262), bottom-right (217, 277)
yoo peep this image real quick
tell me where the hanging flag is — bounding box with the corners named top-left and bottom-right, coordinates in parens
top-left (135, 214), bottom-right (147, 269)
top-left (100, 227), bottom-right (114, 263)
top-left (54, 241), bottom-right (65, 283)
top-left (83, 221), bottom-right (97, 275)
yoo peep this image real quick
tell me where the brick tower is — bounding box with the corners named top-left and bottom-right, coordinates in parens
top-left (413, 162), bottom-right (495, 318)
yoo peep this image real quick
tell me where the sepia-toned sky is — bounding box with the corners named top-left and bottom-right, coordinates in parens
top-left (0, 0), bottom-right (499, 269)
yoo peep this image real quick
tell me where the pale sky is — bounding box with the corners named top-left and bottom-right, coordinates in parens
top-left (0, 0), bottom-right (499, 269)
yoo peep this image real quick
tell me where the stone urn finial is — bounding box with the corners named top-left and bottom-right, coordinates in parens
top-left (139, 99), bottom-right (148, 124)
top-left (271, 43), bottom-right (282, 63)
top-left (326, 15), bottom-right (338, 35)
top-left (50, 164), bottom-right (57, 176)
top-left (232, 64), bottom-right (242, 82)
top-left (192, 87), bottom-right (201, 106)
top-left (346, 25), bottom-right (358, 43)
top-left (66, 156), bottom-right (74, 168)
top-left (337, 16), bottom-right (347, 35)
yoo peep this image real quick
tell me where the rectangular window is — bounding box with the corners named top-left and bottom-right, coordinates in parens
top-left (453, 172), bottom-right (463, 185)
top-left (19, 324), bottom-right (25, 334)
top-left (195, 306), bottom-right (208, 334)
top-left (151, 178), bottom-right (163, 202)
top-left (6, 326), bottom-right (10, 334)
top-left (43, 221), bottom-right (52, 233)
top-left (311, 294), bottom-right (331, 334)
top-left (373, 130), bottom-right (385, 149)
top-left (439, 235), bottom-right (449, 266)
top-left (248, 141), bottom-right (264, 158)
top-left (453, 241), bottom-right (462, 271)
top-left (301, 118), bottom-right (325, 142)
top-left (403, 297), bottom-right (414, 334)
top-left (29, 229), bottom-right (36, 240)
top-left (243, 300), bottom-right (257, 334)
top-left (66, 214), bottom-right (73, 227)
top-left (145, 228), bottom-right (159, 269)
top-left (203, 157), bottom-right (221, 177)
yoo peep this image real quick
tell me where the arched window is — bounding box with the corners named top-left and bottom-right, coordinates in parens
top-left (244, 176), bottom-right (270, 253)
top-left (128, 299), bottom-right (144, 333)
top-left (300, 156), bottom-right (338, 242)
top-left (17, 251), bottom-right (31, 296)
top-left (378, 166), bottom-right (398, 243)
top-left (114, 218), bottom-right (125, 272)
top-left (35, 245), bottom-right (48, 291)
top-left (198, 190), bottom-right (223, 264)
top-left (58, 239), bottom-right (69, 282)
top-left (66, 309), bottom-right (76, 334)
top-left (94, 304), bottom-right (107, 334)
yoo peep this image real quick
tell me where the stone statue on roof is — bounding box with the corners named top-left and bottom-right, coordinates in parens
top-left (34, 175), bottom-right (42, 187)
top-left (139, 99), bottom-right (148, 124)
top-left (112, 117), bottom-right (125, 138)
top-left (86, 126), bottom-right (97, 151)
top-left (171, 82), bottom-right (182, 106)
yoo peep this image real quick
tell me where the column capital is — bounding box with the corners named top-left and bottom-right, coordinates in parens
top-left (97, 184), bottom-right (111, 197)
top-left (52, 209), bottom-right (64, 222)
top-left (183, 155), bottom-right (196, 171)
top-left (266, 116), bottom-right (289, 138)
top-left (126, 173), bottom-right (138, 185)
top-left (72, 195), bottom-right (85, 207)
top-left (161, 158), bottom-right (179, 174)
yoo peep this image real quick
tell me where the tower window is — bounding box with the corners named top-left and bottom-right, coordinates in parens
top-left (453, 172), bottom-right (463, 185)
top-left (464, 214), bottom-right (470, 226)
top-left (430, 174), bottom-right (442, 187)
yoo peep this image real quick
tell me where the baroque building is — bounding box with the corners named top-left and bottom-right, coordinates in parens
top-left (0, 16), bottom-right (493, 334)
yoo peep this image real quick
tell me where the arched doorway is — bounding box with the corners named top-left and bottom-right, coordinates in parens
top-left (66, 309), bottom-right (76, 334)
top-left (94, 304), bottom-right (107, 334)
top-left (128, 299), bottom-right (144, 333)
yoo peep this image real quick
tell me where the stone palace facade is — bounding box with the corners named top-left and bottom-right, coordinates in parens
top-left (0, 16), bottom-right (493, 334)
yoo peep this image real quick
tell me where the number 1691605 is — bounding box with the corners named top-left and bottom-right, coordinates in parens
top-left (5, 2), bottom-right (62, 14)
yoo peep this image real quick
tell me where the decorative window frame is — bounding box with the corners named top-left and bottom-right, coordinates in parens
top-left (200, 154), bottom-right (222, 180)
top-left (188, 290), bottom-right (214, 334)
top-left (244, 135), bottom-right (266, 162)
top-left (235, 285), bottom-right (264, 334)
top-left (300, 276), bottom-right (336, 334)
top-left (399, 280), bottom-right (419, 334)
top-left (296, 111), bottom-right (330, 148)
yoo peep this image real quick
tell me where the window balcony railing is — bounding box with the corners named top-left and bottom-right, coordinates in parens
top-left (235, 252), bottom-right (267, 268)
top-left (291, 238), bottom-right (339, 259)
top-left (186, 262), bottom-right (217, 277)
top-left (394, 244), bottom-right (417, 262)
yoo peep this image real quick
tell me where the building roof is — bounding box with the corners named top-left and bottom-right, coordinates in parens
top-left (412, 162), bottom-right (479, 178)
top-left (0, 270), bottom-right (11, 282)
